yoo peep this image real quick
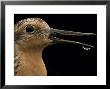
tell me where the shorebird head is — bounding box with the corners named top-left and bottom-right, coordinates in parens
top-left (15, 18), bottom-right (96, 50)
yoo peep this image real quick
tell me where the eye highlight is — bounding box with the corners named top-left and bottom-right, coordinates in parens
top-left (26, 25), bottom-right (34, 33)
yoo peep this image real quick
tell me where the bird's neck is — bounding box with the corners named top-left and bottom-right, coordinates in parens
top-left (15, 44), bottom-right (47, 76)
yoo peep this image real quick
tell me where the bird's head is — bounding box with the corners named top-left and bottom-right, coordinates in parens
top-left (15, 18), bottom-right (96, 51)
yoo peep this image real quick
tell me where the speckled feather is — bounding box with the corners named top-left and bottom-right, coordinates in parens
top-left (14, 18), bottom-right (50, 76)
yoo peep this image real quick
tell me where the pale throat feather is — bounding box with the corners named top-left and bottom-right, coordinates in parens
top-left (14, 44), bottom-right (47, 76)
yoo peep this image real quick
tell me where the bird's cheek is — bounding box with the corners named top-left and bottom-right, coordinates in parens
top-left (38, 39), bottom-right (51, 47)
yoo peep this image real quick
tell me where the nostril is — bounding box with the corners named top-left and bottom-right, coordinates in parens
top-left (26, 25), bottom-right (34, 33)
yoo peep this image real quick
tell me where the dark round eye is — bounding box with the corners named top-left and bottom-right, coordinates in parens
top-left (26, 25), bottom-right (34, 33)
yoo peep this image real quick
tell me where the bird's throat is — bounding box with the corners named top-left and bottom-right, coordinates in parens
top-left (15, 44), bottom-right (47, 76)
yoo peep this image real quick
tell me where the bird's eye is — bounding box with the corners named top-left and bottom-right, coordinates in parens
top-left (26, 25), bottom-right (34, 33)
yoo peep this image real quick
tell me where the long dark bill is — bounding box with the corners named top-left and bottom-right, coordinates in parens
top-left (50, 28), bottom-right (96, 48)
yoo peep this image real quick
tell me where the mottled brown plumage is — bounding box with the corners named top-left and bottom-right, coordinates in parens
top-left (14, 18), bottom-right (51, 76)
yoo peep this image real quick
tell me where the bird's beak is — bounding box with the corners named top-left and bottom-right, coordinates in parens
top-left (49, 28), bottom-right (96, 48)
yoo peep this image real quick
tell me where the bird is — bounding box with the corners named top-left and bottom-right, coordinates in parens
top-left (14, 18), bottom-right (96, 76)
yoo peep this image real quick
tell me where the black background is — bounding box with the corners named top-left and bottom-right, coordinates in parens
top-left (14, 14), bottom-right (97, 76)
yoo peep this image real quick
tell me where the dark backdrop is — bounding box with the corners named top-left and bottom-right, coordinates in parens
top-left (14, 14), bottom-right (97, 76)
